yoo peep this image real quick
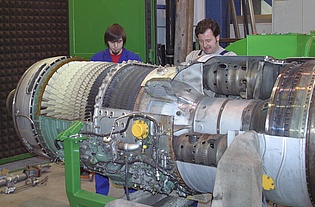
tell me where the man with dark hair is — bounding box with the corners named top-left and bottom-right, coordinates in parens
top-left (91, 23), bottom-right (142, 63)
top-left (90, 23), bottom-right (141, 196)
top-left (186, 18), bottom-right (236, 62)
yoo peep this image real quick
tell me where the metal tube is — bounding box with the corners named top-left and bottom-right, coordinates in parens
top-left (247, 0), bottom-right (257, 34)
top-left (0, 173), bottom-right (28, 187)
top-left (118, 142), bottom-right (141, 152)
top-left (229, 0), bottom-right (240, 38)
top-left (241, 0), bottom-right (249, 36)
top-left (165, 0), bottom-right (176, 65)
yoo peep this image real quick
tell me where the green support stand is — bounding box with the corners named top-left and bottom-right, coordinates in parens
top-left (57, 121), bottom-right (116, 207)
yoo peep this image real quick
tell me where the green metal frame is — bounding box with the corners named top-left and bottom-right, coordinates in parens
top-left (57, 121), bottom-right (116, 207)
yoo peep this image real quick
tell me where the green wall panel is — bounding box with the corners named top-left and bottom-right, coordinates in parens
top-left (227, 33), bottom-right (315, 59)
top-left (69, 0), bottom-right (155, 62)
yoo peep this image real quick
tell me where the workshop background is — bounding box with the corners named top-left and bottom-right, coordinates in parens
top-left (0, 0), bottom-right (315, 205)
top-left (0, 0), bottom-right (315, 206)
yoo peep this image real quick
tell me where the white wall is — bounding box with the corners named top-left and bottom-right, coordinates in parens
top-left (230, 23), bottom-right (272, 38)
top-left (272, 0), bottom-right (315, 34)
top-left (193, 0), bottom-right (206, 26)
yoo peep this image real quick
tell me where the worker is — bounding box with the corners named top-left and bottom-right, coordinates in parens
top-left (185, 18), bottom-right (236, 63)
top-left (186, 18), bottom-right (236, 207)
top-left (91, 23), bottom-right (142, 63)
top-left (90, 23), bottom-right (141, 196)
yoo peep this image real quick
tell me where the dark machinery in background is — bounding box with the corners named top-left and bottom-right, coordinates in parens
top-left (8, 55), bottom-right (315, 206)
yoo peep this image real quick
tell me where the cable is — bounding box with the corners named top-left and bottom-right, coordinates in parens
top-left (124, 156), bottom-right (130, 201)
top-left (81, 113), bottom-right (160, 138)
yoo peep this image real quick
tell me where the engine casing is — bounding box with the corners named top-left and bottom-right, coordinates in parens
top-left (9, 55), bottom-right (315, 206)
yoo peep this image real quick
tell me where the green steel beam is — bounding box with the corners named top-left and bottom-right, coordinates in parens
top-left (0, 153), bottom-right (34, 166)
top-left (57, 121), bottom-right (116, 207)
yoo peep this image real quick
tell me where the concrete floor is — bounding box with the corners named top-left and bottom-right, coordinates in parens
top-left (0, 158), bottom-right (285, 207)
top-left (0, 161), bottom-right (126, 207)
top-left (1, 162), bottom-right (90, 207)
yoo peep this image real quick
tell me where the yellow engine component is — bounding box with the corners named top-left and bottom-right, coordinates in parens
top-left (132, 120), bottom-right (149, 139)
top-left (262, 174), bottom-right (275, 190)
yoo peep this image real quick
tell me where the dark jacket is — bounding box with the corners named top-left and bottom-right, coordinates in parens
top-left (90, 48), bottom-right (142, 63)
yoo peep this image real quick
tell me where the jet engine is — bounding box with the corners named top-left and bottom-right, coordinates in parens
top-left (9, 55), bottom-right (315, 206)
